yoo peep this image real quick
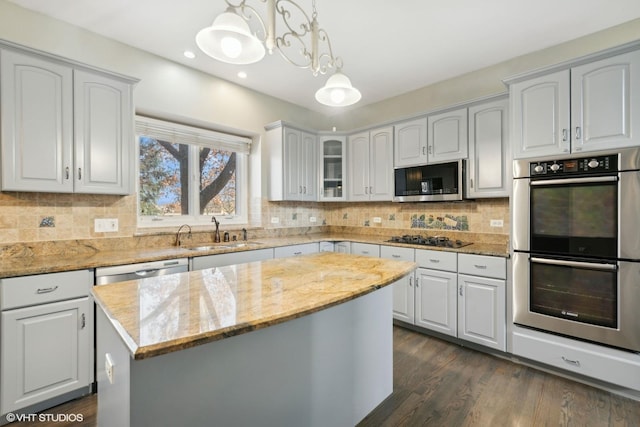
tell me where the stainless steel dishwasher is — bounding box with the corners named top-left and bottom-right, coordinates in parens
top-left (95, 258), bottom-right (189, 285)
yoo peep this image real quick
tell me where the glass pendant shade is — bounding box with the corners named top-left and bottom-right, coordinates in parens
top-left (196, 10), bottom-right (265, 65)
top-left (315, 72), bottom-right (362, 107)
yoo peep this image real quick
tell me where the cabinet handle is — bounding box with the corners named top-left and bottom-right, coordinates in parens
top-left (362, 251), bottom-right (369, 254)
top-left (409, 276), bottom-right (413, 287)
top-left (422, 146), bottom-right (426, 155)
top-left (428, 145), bottom-right (433, 154)
top-left (429, 259), bottom-right (440, 263)
top-left (80, 313), bottom-right (86, 329)
top-left (562, 128), bottom-right (568, 142)
top-left (416, 277), bottom-right (420, 288)
top-left (299, 186), bottom-right (302, 194)
top-left (303, 186), bottom-right (307, 194)
top-left (65, 167), bottom-right (70, 180)
top-left (36, 286), bottom-right (59, 294)
top-left (459, 285), bottom-right (463, 296)
top-left (575, 127), bottom-right (582, 140)
top-left (474, 264), bottom-right (488, 269)
top-left (364, 187), bottom-right (369, 194)
top-left (562, 356), bottom-right (581, 367)
top-left (470, 178), bottom-right (474, 189)
top-left (369, 186), bottom-right (373, 194)
top-left (78, 167), bottom-right (82, 180)
top-left (293, 251), bottom-right (302, 255)
top-left (392, 254), bottom-right (401, 258)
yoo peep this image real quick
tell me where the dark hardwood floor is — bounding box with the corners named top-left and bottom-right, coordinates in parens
top-left (7, 326), bottom-right (640, 427)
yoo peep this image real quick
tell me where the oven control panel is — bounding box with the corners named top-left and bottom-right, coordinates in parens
top-left (530, 154), bottom-right (617, 176)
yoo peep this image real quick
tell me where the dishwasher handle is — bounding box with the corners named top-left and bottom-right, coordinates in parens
top-left (134, 269), bottom-right (161, 277)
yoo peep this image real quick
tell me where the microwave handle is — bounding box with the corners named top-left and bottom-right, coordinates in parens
top-left (530, 176), bottom-right (617, 186)
top-left (530, 257), bottom-right (618, 271)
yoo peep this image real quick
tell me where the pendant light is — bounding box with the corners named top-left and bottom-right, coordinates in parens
top-left (315, 71), bottom-right (362, 107)
top-left (195, 7), bottom-right (265, 65)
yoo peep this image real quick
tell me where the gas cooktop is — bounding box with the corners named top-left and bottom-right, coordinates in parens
top-left (387, 235), bottom-right (473, 249)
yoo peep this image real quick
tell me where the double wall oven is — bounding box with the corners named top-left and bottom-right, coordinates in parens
top-left (513, 147), bottom-right (640, 353)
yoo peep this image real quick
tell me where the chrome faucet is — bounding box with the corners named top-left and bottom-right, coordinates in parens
top-left (176, 224), bottom-right (192, 246)
top-left (212, 216), bottom-right (221, 243)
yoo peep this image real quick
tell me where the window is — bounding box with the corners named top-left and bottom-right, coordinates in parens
top-left (136, 116), bottom-right (251, 227)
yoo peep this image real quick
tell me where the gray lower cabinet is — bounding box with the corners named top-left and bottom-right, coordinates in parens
top-left (350, 242), bottom-right (380, 258)
top-left (0, 270), bottom-right (94, 415)
top-left (190, 248), bottom-right (274, 270)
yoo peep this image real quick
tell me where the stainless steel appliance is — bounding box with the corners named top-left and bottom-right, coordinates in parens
top-left (393, 160), bottom-right (464, 202)
top-left (512, 147), bottom-right (640, 352)
top-left (95, 258), bottom-right (188, 285)
top-left (387, 235), bottom-right (472, 249)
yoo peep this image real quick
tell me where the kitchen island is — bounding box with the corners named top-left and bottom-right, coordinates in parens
top-left (93, 252), bottom-right (415, 427)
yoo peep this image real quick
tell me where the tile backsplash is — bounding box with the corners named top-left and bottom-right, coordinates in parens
top-left (0, 190), bottom-right (508, 245)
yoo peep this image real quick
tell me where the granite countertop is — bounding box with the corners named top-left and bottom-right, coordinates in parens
top-left (92, 252), bottom-right (416, 360)
top-left (0, 233), bottom-right (508, 279)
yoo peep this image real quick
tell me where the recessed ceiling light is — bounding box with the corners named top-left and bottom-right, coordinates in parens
top-left (183, 50), bottom-right (196, 59)
top-left (237, 71), bottom-right (247, 79)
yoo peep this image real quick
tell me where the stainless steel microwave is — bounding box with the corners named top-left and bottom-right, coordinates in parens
top-left (393, 160), bottom-right (464, 202)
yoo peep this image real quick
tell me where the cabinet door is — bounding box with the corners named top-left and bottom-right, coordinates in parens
top-left (392, 274), bottom-right (415, 323)
top-left (571, 50), bottom-right (640, 152)
top-left (415, 268), bottom-right (457, 337)
top-left (319, 136), bottom-right (346, 201)
top-left (427, 108), bottom-right (468, 162)
top-left (369, 126), bottom-right (394, 201)
top-left (348, 131), bottom-right (370, 201)
top-left (457, 274), bottom-right (506, 351)
top-left (283, 128), bottom-right (302, 200)
top-left (394, 118), bottom-right (427, 167)
top-left (1, 297), bottom-right (92, 413)
top-left (467, 99), bottom-right (510, 198)
top-left (1, 49), bottom-right (74, 192)
top-left (299, 131), bottom-right (317, 201)
top-left (334, 241), bottom-right (351, 254)
top-left (74, 70), bottom-right (133, 194)
top-left (510, 70), bottom-right (571, 158)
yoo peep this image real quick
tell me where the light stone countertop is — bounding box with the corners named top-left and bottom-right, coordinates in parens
top-left (0, 233), bottom-right (508, 279)
top-left (92, 252), bottom-right (416, 359)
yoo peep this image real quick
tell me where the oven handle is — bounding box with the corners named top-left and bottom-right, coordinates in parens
top-left (530, 176), bottom-right (618, 186)
top-left (530, 257), bottom-right (618, 271)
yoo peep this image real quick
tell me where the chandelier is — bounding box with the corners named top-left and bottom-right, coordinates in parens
top-left (196, 0), bottom-right (361, 107)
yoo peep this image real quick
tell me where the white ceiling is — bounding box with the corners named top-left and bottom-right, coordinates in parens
top-left (8, 0), bottom-right (640, 114)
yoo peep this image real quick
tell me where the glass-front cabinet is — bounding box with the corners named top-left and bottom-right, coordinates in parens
top-left (318, 135), bottom-right (346, 201)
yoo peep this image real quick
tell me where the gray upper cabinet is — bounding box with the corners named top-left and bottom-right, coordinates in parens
top-left (510, 70), bottom-right (570, 158)
top-left (510, 49), bottom-right (640, 158)
top-left (318, 135), bottom-right (347, 201)
top-left (266, 122), bottom-right (317, 201)
top-left (570, 50), bottom-right (640, 153)
top-left (427, 107), bottom-right (468, 163)
top-left (467, 98), bottom-right (510, 198)
top-left (348, 126), bottom-right (393, 201)
top-left (0, 48), bottom-right (135, 194)
top-left (394, 118), bottom-right (427, 167)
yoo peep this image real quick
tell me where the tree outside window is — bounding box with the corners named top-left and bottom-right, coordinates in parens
top-left (139, 137), bottom-right (238, 218)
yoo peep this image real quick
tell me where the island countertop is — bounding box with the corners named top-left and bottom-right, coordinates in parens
top-left (92, 252), bottom-right (416, 360)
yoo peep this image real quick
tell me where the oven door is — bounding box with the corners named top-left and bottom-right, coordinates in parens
top-left (513, 252), bottom-right (640, 352)
top-left (513, 171), bottom-right (640, 259)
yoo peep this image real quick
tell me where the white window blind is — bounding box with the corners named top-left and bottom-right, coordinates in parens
top-left (135, 116), bottom-right (251, 154)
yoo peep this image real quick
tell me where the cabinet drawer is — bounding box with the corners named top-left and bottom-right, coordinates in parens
top-left (380, 245), bottom-right (414, 262)
top-left (351, 243), bottom-right (380, 258)
top-left (273, 243), bottom-right (319, 258)
top-left (458, 254), bottom-right (506, 279)
top-left (415, 249), bottom-right (457, 272)
top-left (1, 270), bottom-right (92, 310)
top-left (513, 328), bottom-right (640, 391)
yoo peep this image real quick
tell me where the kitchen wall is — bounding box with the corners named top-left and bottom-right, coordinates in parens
top-left (0, 1), bottom-right (639, 247)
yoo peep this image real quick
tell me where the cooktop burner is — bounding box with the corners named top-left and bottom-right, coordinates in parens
top-left (387, 235), bottom-right (472, 249)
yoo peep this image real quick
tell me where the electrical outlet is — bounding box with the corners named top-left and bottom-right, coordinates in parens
top-left (373, 217), bottom-right (382, 223)
top-left (309, 216), bottom-right (317, 223)
top-left (490, 219), bottom-right (504, 227)
top-left (105, 353), bottom-right (115, 385)
top-left (95, 218), bottom-right (119, 232)
top-left (271, 217), bottom-right (280, 224)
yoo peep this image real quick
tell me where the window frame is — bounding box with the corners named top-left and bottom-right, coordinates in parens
top-left (135, 116), bottom-right (250, 228)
